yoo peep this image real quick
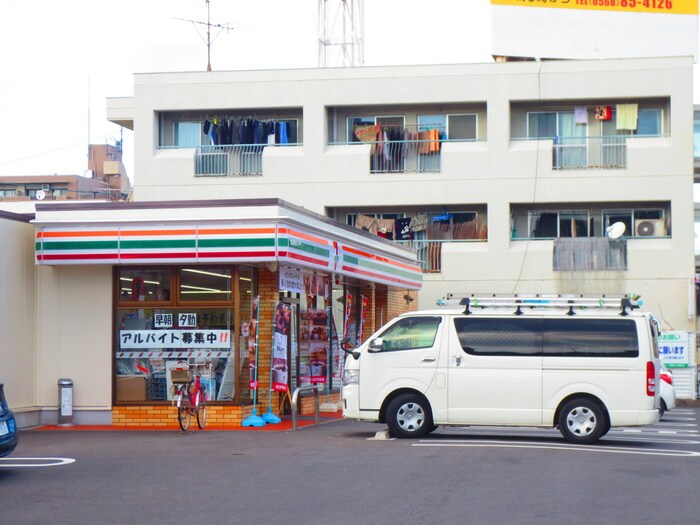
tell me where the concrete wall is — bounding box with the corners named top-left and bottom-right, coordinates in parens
top-left (0, 214), bottom-right (36, 425)
top-left (35, 265), bottom-right (113, 425)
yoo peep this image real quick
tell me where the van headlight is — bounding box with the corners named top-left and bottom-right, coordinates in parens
top-left (343, 369), bottom-right (359, 385)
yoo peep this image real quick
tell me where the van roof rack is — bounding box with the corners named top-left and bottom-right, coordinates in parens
top-left (437, 293), bottom-right (641, 317)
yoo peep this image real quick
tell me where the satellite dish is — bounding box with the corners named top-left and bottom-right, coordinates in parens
top-left (35, 189), bottom-right (46, 201)
top-left (606, 221), bottom-right (626, 239)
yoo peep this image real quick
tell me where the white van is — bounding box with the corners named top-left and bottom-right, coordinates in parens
top-left (342, 295), bottom-right (661, 445)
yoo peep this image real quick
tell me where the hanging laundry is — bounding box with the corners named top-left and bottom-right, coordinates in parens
top-left (574, 106), bottom-right (588, 125)
top-left (354, 125), bottom-right (380, 143)
top-left (395, 218), bottom-right (413, 240)
top-left (616, 104), bottom-right (638, 131)
top-left (355, 214), bottom-right (377, 234)
top-left (594, 106), bottom-right (612, 121)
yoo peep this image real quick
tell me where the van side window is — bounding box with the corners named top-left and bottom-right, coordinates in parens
top-left (453, 318), bottom-right (542, 356)
top-left (378, 317), bottom-right (442, 351)
top-left (543, 319), bottom-right (638, 357)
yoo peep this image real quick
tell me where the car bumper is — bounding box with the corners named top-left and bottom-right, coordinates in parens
top-left (0, 435), bottom-right (18, 458)
top-left (342, 384), bottom-right (360, 419)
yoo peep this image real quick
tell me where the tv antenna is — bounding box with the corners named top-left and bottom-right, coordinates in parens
top-left (175, 0), bottom-right (238, 71)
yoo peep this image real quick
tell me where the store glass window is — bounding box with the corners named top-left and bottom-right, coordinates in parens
top-left (118, 268), bottom-right (172, 302)
top-left (298, 273), bottom-right (332, 388)
top-left (179, 268), bottom-right (232, 302)
top-left (114, 266), bottom-right (254, 405)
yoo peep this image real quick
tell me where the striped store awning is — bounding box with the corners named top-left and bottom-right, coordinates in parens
top-left (33, 199), bottom-right (422, 290)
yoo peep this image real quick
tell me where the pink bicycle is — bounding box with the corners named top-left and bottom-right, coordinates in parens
top-left (171, 362), bottom-right (210, 431)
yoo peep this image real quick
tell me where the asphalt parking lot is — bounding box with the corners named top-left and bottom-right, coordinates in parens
top-left (2, 410), bottom-right (700, 525)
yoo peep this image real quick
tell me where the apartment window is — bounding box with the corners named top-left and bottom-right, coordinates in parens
top-left (347, 116), bottom-right (405, 141)
top-left (175, 121), bottom-right (206, 147)
top-left (603, 108), bottom-right (663, 137)
top-left (694, 110), bottom-right (700, 158)
top-left (603, 208), bottom-right (668, 237)
top-left (528, 210), bottom-right (590, 239)
top-left (418, 114), bottom-right (477, 140)
top-left (346, 210), bottom-right (483, 241)
top-left (528, 111), bottom-right (587, 168)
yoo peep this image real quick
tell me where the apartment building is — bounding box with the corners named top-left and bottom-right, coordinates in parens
top-left (108, 57), bottom-right (693, 316)
top-left (104, 56), bottom-right (698, 399)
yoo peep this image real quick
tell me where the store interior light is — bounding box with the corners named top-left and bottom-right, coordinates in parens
top-left (182, 269), bottom-right (231, 279)
top-left (120, 277), bottom-right (160, 285)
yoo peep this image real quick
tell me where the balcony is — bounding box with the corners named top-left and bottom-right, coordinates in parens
top-left (330, 138), bottom-right (478, 174)
top-left (552, 136), bottom-right (627, 170)
top-left (553, 238), bottom-right (627, 271)
top-left (195, 144), bottom-right (300, 177)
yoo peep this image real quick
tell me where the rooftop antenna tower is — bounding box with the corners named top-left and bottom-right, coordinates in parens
top-left (175, 0), bottom-right (236, 71)
top-left (318, 0), bottom-right (364, 67)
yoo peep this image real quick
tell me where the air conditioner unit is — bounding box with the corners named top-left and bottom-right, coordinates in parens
top-left (41, 183), bottom-right (50, 191)
top-left (635, 218), bottom-right (666, 237)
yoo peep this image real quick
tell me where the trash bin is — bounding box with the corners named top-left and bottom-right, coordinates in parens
top-left (57, 378), bottom-right (74, 426)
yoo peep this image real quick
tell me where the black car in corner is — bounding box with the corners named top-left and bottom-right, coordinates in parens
top-left (0, 383), bottom-right (18, 457)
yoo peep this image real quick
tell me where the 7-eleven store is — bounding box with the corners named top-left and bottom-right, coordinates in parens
top-left (32, 199), bottom-right (421, 428)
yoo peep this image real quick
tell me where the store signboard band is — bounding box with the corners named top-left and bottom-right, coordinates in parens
top-left (35, 222), bottom-right (422, 289)
top-left (491, 0), bottom-right (697, 16)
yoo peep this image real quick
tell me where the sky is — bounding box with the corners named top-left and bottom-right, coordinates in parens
top-left (0, 0), bottom-right (696, 183)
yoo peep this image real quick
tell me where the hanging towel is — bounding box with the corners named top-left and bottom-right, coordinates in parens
top-left (574, 106), bottom-right (588, 125)
top-left (616, 104), bottom-right (638, 131)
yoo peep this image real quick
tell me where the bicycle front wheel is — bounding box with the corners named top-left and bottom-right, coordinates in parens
top-left (177, 387), bottom-right (192, 431)
top-left (196, 388), bottom-right (207, 429)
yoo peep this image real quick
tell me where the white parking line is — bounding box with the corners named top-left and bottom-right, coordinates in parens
top-left (413, 440), bottom-right (700, 457)
top-left (0, 457), bottom-right (75, 468)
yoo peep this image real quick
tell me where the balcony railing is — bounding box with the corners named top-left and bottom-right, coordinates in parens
top-left (395, 239), bottom-right (483, 273)
top-left (332, 138), bottom-right (477, 174)
top-left (553, 238), bottom-right (627, 271)
top-left (552, 136), bottom-right (627, 170)
top-left (194, 144), bottom-right (299, 177)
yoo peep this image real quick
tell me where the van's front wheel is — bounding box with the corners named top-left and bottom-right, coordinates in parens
top-left (386, 394), bottom-right (433, 439)
top-left (558, 398), bottom-right (605, 445)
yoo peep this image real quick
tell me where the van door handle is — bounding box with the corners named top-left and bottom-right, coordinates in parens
top-left (422, 357), bottom-right (436, 363)
top-left (456, 356), bottom-right (462, 366)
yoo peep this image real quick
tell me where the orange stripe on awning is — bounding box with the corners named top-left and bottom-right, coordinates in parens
top-left (37, 230), bottom-right (119, 238)
top-left (198, 227), bottom-right (276, 235)
top-left (342, 245), bottom-right (419, 272)
top-left (285, 228), bottom-right (330, 246)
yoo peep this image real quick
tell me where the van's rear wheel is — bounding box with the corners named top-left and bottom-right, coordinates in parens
top-left (558, 398), bottom-right (605, 445)
top-left (386, 394), bottom-right (433, 439)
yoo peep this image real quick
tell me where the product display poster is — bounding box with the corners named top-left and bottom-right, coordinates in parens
top-left (299, 306), bottom-right (330, 385)
top-left (272, 303), bottom-right (290, 391)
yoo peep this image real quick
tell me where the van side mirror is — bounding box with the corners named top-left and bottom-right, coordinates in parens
top-left (367, 337), bottom-right (383, 353)
top-left (340, 336), bottom-right (361, 360)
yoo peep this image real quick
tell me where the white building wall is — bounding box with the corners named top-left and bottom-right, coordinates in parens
top-left (35, 265), bottom-right (113, 425)
top-left (0, 216), bottom-right (36, 424)
top-left (109, 57), bottom-right (696, 335)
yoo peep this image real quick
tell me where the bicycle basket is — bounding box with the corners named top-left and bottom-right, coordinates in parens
top-left (170, 368), bottom-right (192, 384)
